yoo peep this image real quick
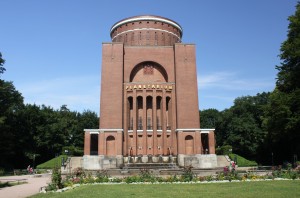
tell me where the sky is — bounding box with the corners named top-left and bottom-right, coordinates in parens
top-left (0, 0), bottom-right (298, 115)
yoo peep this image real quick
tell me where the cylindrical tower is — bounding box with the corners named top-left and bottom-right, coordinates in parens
top-left (110, 15), bottom-right (183, 46)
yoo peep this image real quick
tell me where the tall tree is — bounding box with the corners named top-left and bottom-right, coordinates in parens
top-left (263, 2), bottom-right (300, 164)
top-left (276, 3), bottom-right (300, 93)
top-left (217, 93), bottom-right (269, 160)
top-left (0, 80), bottom-right (24, 168)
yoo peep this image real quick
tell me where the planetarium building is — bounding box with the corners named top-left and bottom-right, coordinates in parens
top-left (83, 15), bottom-right (217, 169)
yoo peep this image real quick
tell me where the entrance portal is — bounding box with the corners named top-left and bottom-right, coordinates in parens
top-left (90, 134), bottom-right (98, 155)
top-left (201, 133), bottom-right (209, 154)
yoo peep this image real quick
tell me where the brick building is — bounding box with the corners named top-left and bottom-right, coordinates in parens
top-left (83, 15), bottom-right (217, 169)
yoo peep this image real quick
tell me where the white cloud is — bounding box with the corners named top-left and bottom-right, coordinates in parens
top-left (198, 71), bottom-right (274, 91)
top-left (197, 71), bottom-right (275, 110)
top-left (17, 75), bottom-right (100, 114)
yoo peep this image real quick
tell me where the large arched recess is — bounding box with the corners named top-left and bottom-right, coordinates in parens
top-left (130, 61), bottom-right (168, 82)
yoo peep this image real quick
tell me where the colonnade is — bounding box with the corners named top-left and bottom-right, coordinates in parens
top-left (123, 85), bottom-right (176, 157)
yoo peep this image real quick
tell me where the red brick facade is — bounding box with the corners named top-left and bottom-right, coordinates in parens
top-left (83, 15), bottom-right (216, 169)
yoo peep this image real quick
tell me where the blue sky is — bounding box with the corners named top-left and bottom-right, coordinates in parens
top-left (0, 0), bottom-right (298, 115)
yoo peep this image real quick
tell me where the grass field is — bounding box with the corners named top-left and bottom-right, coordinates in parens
top-left (30, 180), bottom-right (300, 198)
top-left (36, 155), bottom-right (67, 169)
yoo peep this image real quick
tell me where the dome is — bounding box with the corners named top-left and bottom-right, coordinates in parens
top-left (110, 15), bottom-right (183, 46)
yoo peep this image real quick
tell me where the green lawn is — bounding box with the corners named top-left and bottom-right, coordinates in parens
top-left (37, 155), bottom-right (67, 169)
top-left (31, 180), bottom-right (300, 198)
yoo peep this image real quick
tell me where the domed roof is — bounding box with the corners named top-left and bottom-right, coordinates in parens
top-left (110, 15), bottom-right (183, 36)
top-left (110, 15), bottom-right (183, 46)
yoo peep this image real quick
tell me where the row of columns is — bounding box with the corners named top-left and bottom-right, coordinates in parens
top-left (123, 87), bottom-right (177, 156)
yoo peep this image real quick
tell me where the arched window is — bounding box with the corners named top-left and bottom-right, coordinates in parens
top-left (130, 61), bottom-right (168, 82)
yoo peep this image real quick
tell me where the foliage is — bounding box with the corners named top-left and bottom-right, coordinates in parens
top-left (94, 169), bottom-right (109, 183)
top-left (73, 167), bottom-right (85, 178)
top-left (62, 146), bottom-right (83, 156)
top-left (124, 169), bottom-right (157, 183)
top-left (181, 166), bottom-right (195, 182)
top-left (216, 145), bottom-right (232, 155)
top-left (47, 166), bottom-right (63, 191)
top-left (228, 153), bottom-right (258, 167)
top-left (200, 108), bottom-right (221, 129)
top-left (0, 79), bottom-right (24, 169)
top-left (276, 3), bottom-right (300, 93)
top-left (0, 102), bottom-right (98, 169)
top-left (216, 93), bottom-right (269, 161)
top-left (0, 168), bottom-right (4, 176)
top-left (57, 165), bottom-right (300, 193)
top-left (0, 182), bottom-right (11, 188)
top-left (138, 169), bottom-right (156, 182)
top-left (261, 2), bottom-right (300, 165)
top-left (0, 52), bottom-right (5, 76)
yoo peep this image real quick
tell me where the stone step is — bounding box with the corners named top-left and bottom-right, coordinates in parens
top-left (124, 163), bottom-right (178, 170)
top-left (217, 155), bottom-right (231, 167)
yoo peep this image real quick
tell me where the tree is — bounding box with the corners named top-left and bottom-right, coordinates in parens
top-left (200, 108), bottom-right (221, 129)
top-left (0, 80), bottom-right (24, 169)
top-left (262, 2), bottom-right (300, 165)
top-left (276, 3), bottom-right (300, 93)
top-left (0, 52), bottom-right (5, 77)
top-left (217, 93), bottom-right (269, 160)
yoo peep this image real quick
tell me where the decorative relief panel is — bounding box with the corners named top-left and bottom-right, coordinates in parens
top-left (143, 64), bottom-right (154, 75)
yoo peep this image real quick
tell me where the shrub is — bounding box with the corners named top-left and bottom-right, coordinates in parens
top-left (73, 167), bottom-right (85, 178)
top-left (139, 169), bottom-right (156, 183)
top-left (165, 175), bottom-right (180, 183)
top-left (0, 182), bottom-right (11, 188)
top-left (181, 166), bottom-right (195, 182)
top-left (110, 177), bottom-right (122, 183)
top-left (95, 170), bottom-right (109, 183)
top-left (124, 175), bottom-right (141, 183)
top-left (216, 145), bottom-right (233, 155)
top-left (47, 166), bottom-right (62, 191)
top-left (62, 146), bottom-right (83, 156)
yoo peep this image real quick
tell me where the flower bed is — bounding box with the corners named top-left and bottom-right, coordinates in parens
top-left (43, 166), bottom-right (300, 193)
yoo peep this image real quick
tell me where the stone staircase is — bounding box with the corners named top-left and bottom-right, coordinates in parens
top-left (61, 157), bottom-right (82, 174)
top-left (217, 155), bottom-right (231, 167)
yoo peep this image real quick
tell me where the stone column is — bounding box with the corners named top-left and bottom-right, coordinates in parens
top-left (153, 90), bottom-right (157, 155)
top-left (123, 90), bottom-right (128, 156)
top-left (84, 131), bottom-right (91, 155)
top-left (133, 90), bottom-right (137, 156)
top-left (143, 91), bottom-right (147, 155)
top-left (171, 86), bottom-right (177, 155)
top-left (162, 89), bottom-right (166, 155)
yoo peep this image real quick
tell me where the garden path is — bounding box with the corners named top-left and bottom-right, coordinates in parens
top-left (0, 174), bottom-right (51, 198)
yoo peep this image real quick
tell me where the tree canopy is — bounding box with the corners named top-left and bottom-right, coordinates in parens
top-left (262, 2), bottom-right (300, 164)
